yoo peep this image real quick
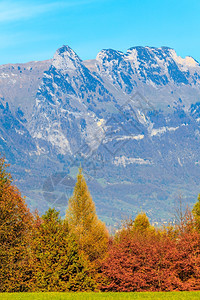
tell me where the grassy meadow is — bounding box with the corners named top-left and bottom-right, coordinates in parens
top-left (0, 292), bottom-right (200, 300)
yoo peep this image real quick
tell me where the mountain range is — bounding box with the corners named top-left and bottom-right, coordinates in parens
top-left (0, 45), bottom-right (200, 226)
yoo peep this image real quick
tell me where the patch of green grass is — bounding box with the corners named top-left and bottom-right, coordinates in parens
top-left (1, 292), bottom-right (200, 300)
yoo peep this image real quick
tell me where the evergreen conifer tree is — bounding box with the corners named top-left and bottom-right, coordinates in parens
top-left (30, 208), bottom-right (96, 291)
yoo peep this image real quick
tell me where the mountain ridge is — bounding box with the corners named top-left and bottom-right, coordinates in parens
top-left (0, 44), bottom-right (200, 226)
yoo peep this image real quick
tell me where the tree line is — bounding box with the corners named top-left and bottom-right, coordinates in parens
top-left (0, 157), bottom-right (200, 292)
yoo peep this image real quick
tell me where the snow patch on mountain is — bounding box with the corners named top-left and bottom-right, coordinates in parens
top-left (114, 156), bottom-right (151, 167)
top-left (178, 157), bottom-right (183, 167)
top-left (116, 134), bottom-right (144, 141)
top-left (169, 49), bottom-right (199, 69)
top-left (47, 130), bottom-right (72, 155)
top-left (151, 126), bottom-right (179, 137)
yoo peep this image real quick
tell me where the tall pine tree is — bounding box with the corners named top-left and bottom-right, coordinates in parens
top-left (65, 168), bottom-right (109, 265)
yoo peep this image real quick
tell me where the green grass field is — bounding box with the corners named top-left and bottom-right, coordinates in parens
top-left (0, 292), bottom-right (200, 300)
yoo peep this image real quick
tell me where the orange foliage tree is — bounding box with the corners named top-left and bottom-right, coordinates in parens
top-left (0, 157), bottom-right (33, 292)
top-left (101, 217), bottom-right (182, 292)
top-left (101, 209), bottom-right (200, 292)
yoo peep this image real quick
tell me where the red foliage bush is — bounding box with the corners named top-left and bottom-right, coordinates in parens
top-left (100, 227), bottom-right (200, 292)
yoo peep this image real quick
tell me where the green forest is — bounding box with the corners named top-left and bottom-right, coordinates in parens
top-left (1, 156), bottom-right (200, 293)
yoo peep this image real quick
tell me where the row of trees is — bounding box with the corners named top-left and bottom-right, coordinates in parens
top-left (1, 157), bottom-right (200, 292)
top-left (101, 212), bottom-right (200, 291)
top-left (0, 159), bottom-right (108, 292)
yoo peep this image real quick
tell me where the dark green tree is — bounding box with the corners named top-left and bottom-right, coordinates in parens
top-left (30, 208), bottom-right (96, 291)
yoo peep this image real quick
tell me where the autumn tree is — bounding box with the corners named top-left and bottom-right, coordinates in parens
top-left (101, 223), bottom-right (183, 292)
top-left (0, 157), bottom-right (11, 189)
top-left (192, 194), bottom-right (200, 231)
top-left (102, 213), bottom-right (181, 292)
top-left (30, 208), bottom-right (96, 291)
top-left (0, 157), bottom-right (33, 292)
top-left (132, 212), bottom-right (151, 232)
top-left (65, 168), bottom-right (109, 265)
top-left (175, 229), bottom-right (200, 290)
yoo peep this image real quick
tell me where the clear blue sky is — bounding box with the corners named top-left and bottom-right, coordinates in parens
top-left (0, 0), bottom-right (200, 64)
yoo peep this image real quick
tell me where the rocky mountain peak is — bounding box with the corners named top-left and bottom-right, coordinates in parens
top-left (96, 49), bottom-right (124, 63)
top-left (52, 45), bottom-right (82, 73)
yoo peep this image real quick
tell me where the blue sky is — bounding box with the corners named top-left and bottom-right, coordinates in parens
top-left (0, 0), bottom-right (200, 64)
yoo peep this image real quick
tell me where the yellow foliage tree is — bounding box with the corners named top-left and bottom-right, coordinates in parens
top-left (192, 194), bottom-right (200, 231)
top-left (132, 212), bottom-right (150, 232)
top-left (65, 168), bottom-right (109, 265)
